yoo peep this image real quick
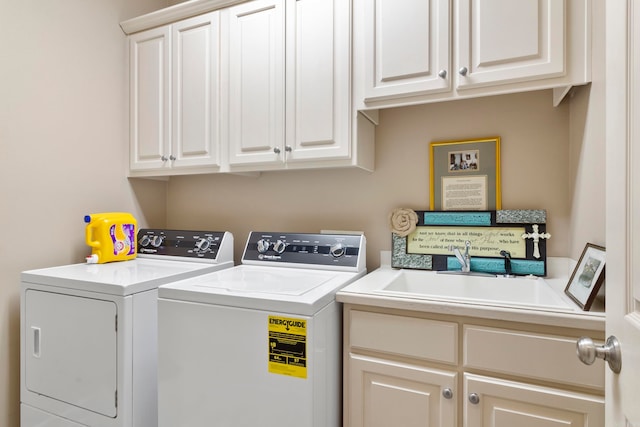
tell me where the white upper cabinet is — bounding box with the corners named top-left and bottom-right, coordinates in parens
top-left (456, 0), bottom-right (564, 89)
top-left (129, 12), bottom-right (223, 176)
top-left (284, 0), bottom-right (352, 164)
top-left (226, 0), bottom-right (285, 167)
top-left (227, 0), bottom-right (369, 172)
top-left (360, 0), bottom-right (591, 109)
top-left (364, 0), bottom-right (451, 101)
top-left (172, 13), bottom-right (222, 170)
top-left (124, 0), bottom-right (375, 176)
top-left (129, 26), bottom-right (171, 173)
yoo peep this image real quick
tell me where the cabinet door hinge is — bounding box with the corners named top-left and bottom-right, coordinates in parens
top-left (115, 314), bottom-right (118, 332)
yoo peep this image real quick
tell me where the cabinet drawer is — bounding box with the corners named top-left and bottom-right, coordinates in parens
top-left (463, 325), bottom-right (604, 390)
top-left (349, 310), bottom-right (457, 364)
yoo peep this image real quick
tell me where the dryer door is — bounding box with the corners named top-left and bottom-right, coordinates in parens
top-left (24, 290), bottom-right (118, 417)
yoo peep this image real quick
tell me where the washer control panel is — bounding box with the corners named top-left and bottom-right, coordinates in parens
top-left (242, 232), bottom-right (364, 268)
top-left (137, 229), bottom-right (228, 260)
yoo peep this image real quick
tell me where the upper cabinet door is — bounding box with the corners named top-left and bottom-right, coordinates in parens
top-left (364, 0), bottom-right (451, 101)
top-left (172, 12), bottom-right (222, 169)
top-left (456, 0), bottom-right (565, 90)
top-left (227, 0), bottom-right (285, 167)
top-left (129, 26), bottom-right (171, 171)
top-left (284, 0), bottom-right (351, 163)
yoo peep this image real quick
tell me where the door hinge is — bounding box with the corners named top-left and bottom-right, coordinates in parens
top-left (115, 390), bottom-right (118, 408)
top-left (115, 314), bottom-right (118, 332)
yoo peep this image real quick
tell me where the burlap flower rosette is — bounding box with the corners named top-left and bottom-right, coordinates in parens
top-left (389, 208), bottom-right (418, 237)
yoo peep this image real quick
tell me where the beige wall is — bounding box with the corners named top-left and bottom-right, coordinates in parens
top-left (0, 1), bottom-right (167, 426)
top-left (167, 89), bottom-right (588, 270)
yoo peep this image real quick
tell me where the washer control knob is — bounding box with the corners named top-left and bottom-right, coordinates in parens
top-left (139, 235), bottom-right (151, 247)
top-left (151, 235), bottom-right (164, 248)
top-left (273, 240), bottom-right (287, 254)
top-left (330, 243), bottom-right (345, 258)
top-left (195, 238), bottom-right (210, 252)
top-left (257, 239), bottom-right (271, 253)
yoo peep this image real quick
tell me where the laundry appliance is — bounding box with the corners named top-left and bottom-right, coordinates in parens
top-left (157, 231), bottom-right (366, 427)
top-left (20, 229), bottom-right (234, 427)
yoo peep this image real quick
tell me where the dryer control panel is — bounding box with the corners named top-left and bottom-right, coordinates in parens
top-left (242, 232), bottom-right (365, 270)
top-left (137, 229), bottom-right (230, 261)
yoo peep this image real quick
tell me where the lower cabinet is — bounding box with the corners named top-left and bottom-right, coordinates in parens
top-left (350, 354), bottom-right (456, 427)
top-left (344, 307), bottom-right (604, 427)
top-left (464, 373), bottom-right (604, 427)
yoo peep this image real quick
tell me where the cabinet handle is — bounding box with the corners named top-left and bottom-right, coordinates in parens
top-left (458, 66), bottom-right (468, 76)
top-left (442, 388), bottom-right (453, 399)
top-left (468, 393), bottom-right (480, 405)
top-left (576, 335), bottom-right (622, 374)
top-left (161, 156), bottom-right (168, 162)
top-left (169, 155), bottom-right (176, 161)
top-left (273, 147), bottom-right (281, 154)
top-left (438, 69), bottom-right (447, 79)
top-left (285, 145), bottom-right (292, 152)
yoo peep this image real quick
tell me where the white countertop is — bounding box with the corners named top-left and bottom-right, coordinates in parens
top-left (336, 255), bottom-right (605, 331)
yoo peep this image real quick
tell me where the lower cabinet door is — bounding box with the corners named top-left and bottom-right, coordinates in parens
top-left (24, 290), bottom-right (118, 417)
top-left (464, 373), bottom-right (604, 427)
top-left (348, 354), bottom-right (456, 427)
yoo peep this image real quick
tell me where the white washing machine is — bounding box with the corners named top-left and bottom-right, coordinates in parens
top-left (20, 229), bottom-right (234, 427)
top-left (158, 231), bottom-right (366, 427)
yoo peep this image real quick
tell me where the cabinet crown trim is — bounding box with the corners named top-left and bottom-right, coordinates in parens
top-left (120, 0), bottom-right (247, 34)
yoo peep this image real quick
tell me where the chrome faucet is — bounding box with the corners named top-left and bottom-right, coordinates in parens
top-left (450, 240), bottom-right (471, 272)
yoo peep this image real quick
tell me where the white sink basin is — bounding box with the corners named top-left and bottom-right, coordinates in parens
top-left (377, 270), bottom-right (572, 311)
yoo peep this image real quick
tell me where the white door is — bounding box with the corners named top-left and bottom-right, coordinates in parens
top-left (605, 1), bottom-right (640, 425)
top-left (349, 354), bottom-right (456, 427)
top-left (456, 0), bottom-right (564, 90)
top-left (24, 290), bottom-right (118, 417)
top-left (363, 0), bottom-right (450, 101)
top-left (129, 26), bottom-right (171, 171)
top-left (172, 12), bottom-right (222, 169)
top-left (227, 0), bottom-right (285, 167)
top-left (284, 0), bottom-right (351, 163)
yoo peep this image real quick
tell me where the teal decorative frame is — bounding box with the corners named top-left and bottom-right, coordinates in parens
top-left (391, 210), bottom-right (548, 276)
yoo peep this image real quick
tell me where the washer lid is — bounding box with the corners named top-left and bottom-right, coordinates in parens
top-left (21, 258), bottom-right (234, 296)
top-left (159, 265), bottom-right (366, 315)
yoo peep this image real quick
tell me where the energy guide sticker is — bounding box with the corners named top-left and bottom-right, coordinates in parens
top-left (268, 315), bottom-right (307, 379)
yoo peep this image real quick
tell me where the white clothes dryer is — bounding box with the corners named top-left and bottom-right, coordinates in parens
top-left (20, 229), bottom-right (234, 427)
top-left (157, 231), bottom-right (366, 427)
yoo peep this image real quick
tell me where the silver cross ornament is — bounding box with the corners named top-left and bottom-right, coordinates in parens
top-left (521, 224), bottom-right (551, 259)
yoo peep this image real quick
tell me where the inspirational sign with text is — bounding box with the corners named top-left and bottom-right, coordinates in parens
top-left (407, 226), bottom-right (526, 258)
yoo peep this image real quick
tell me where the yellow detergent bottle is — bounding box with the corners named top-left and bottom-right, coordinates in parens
top-left (84, 212), bottom-right (137, 264)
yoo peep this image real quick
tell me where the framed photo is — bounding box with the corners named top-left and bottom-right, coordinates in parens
top-left (564, 243), bottom-right (606, 311)
top-left (429, 137), bottom-right (501, 210)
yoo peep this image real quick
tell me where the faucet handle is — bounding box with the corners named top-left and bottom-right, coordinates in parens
top-left (499, 250), bottom-right (514, 277)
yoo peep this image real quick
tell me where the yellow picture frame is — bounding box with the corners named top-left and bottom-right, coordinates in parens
top-left (429, 137), bottom-right (502, 210)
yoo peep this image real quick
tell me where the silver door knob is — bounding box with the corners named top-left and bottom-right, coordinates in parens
top-left (438, 69), bottom-right (447, 79)
top-left (273, 147), bottom-right (281, 154)
top-left (442, 388), bottom-right (453, 399)
top-left (169, 155), bottom-right (176, 161)
top-left (576, 335), bottom-right (621, 374)
top-left (161, 156), bottom-right (168, 161)
top-left (285, 145), bottom-right (292, 152)
top-left (458, 66), bottom-right (468, 76)
top-left (468, 393), bottom-right (480, 404)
